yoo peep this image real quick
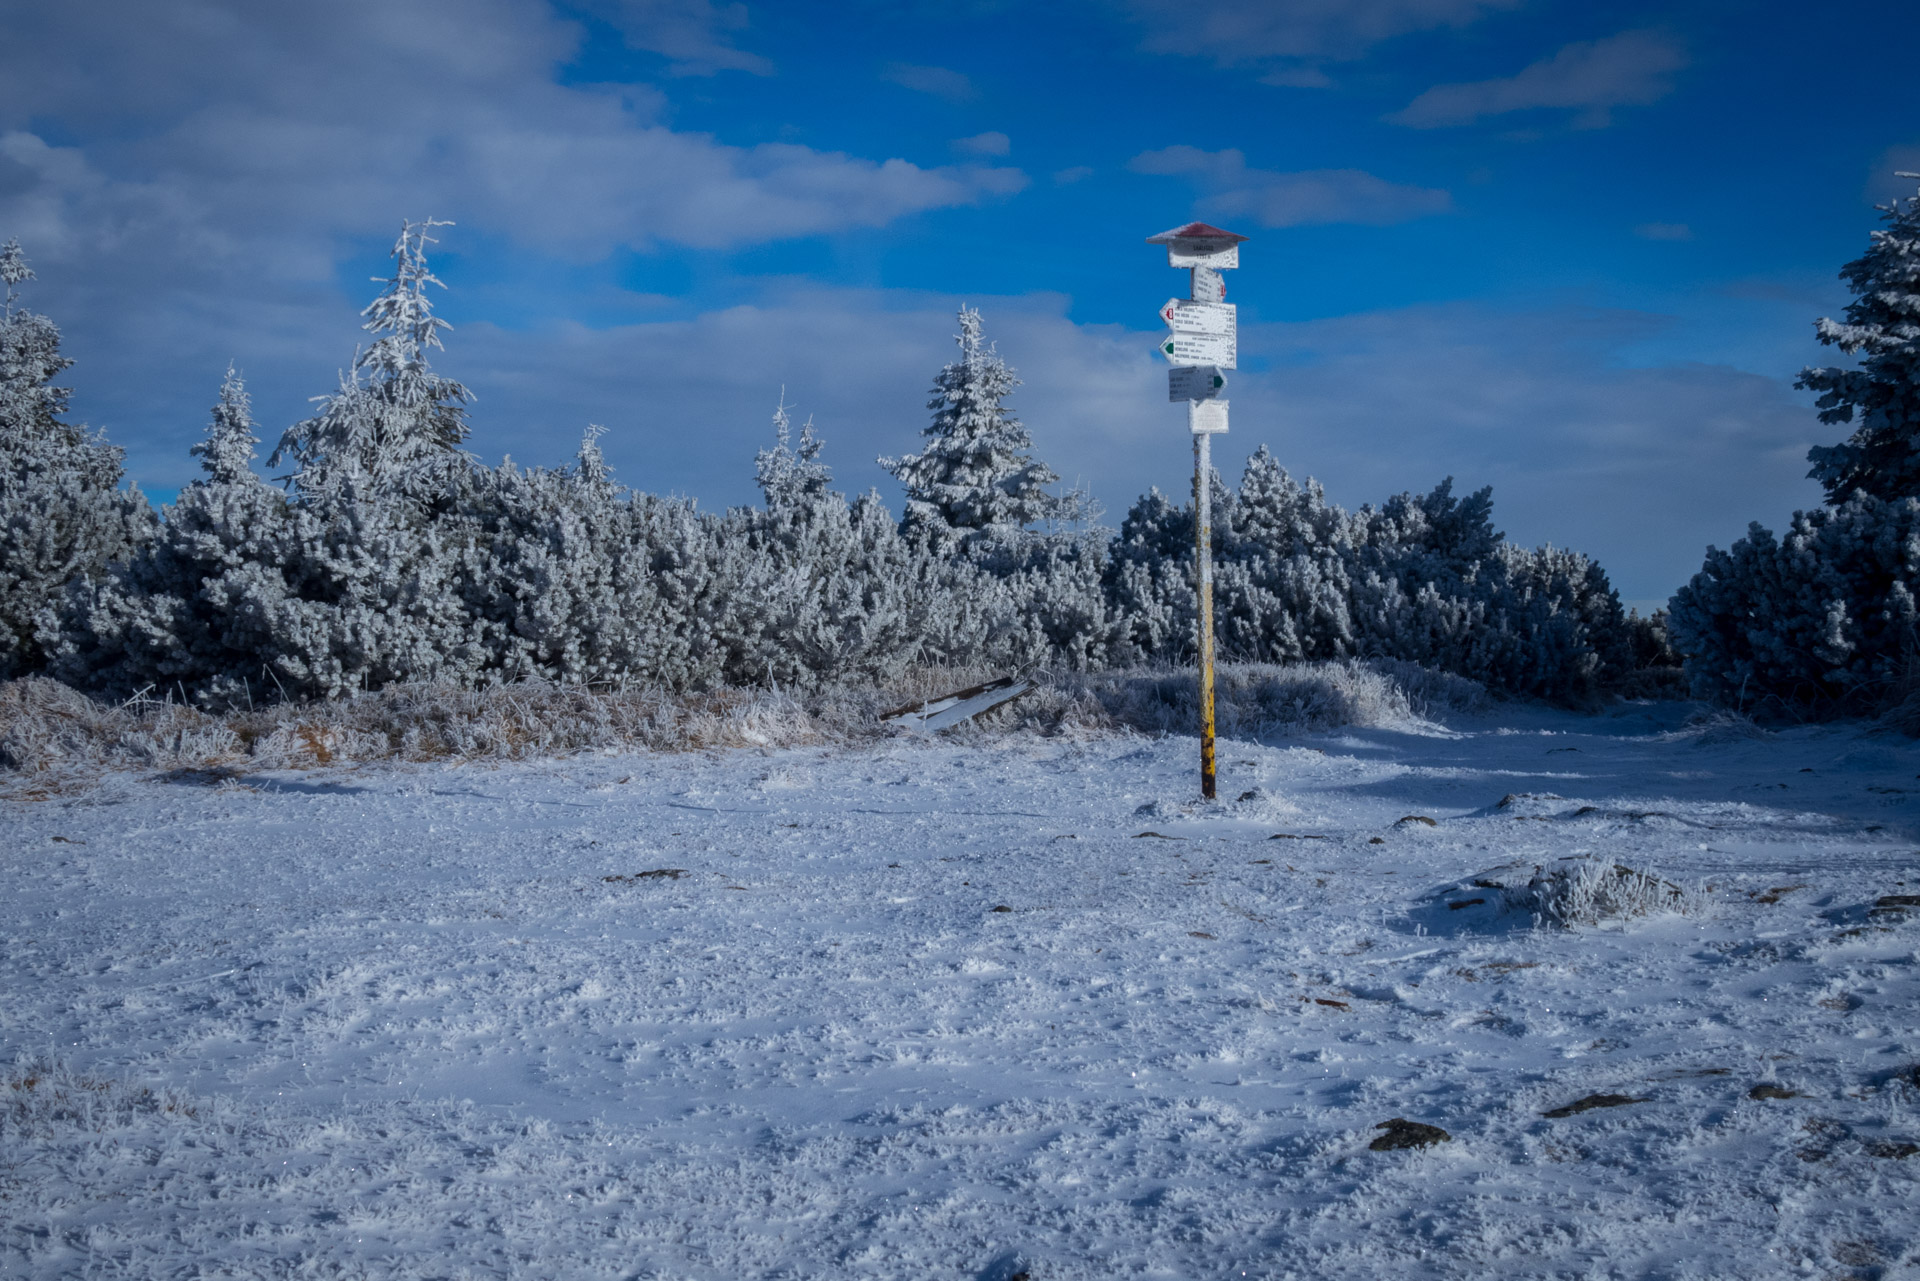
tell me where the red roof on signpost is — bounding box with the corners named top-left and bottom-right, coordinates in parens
top-left (1145, 222), bottom-right (1249, 245)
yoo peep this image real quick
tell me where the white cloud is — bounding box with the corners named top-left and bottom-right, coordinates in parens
top-left (1116, 0), bottom-right (1523, 82)
top-left (1389, 30), bottom-right (1688, 129)
top-left (953, 132), bottom-right (1011, 158)
top-left (1129, 146), bottom-right (1451, 227)
top-left (1234, 303), bottom-right (1819, 598)
top-left (580, 0), bottom-right (774, 76)
top-left (880, 62), bottom-right (977, 102)
top-left (0, 1), bottom-right (1023, 265)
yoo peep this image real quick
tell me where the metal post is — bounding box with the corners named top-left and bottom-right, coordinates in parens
top-left (1194, 426), bottom-right (1217, 800)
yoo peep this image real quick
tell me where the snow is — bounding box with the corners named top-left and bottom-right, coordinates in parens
top-left (5, 701), bottom-right (1920, 1278)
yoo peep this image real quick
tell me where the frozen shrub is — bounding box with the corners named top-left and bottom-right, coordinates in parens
top-left (1055, 659), bottom-right (1486, 739)
top-left (1515, 857), bottom-right (1697, 928)
top-left (0, 676), bottom-right (825, 775)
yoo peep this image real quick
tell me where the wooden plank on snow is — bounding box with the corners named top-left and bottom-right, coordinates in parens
top-left (880, 675), bottom-right (1035, 734)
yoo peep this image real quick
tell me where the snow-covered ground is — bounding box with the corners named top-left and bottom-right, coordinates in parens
top-left (5, 701), bottom-right (1920, 1279)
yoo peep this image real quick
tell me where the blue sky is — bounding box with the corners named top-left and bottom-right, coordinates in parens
top-left (3, 0), bottom-right (1916, 607)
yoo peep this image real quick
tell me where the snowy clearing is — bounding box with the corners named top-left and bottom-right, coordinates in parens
top-left (5, 701), bottom-right (1920, 1279)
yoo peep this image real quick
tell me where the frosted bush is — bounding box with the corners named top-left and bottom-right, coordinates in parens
top-left (1517, 858), bottom-right (1698, 928)
top-left (1106, 447), bottom-right (1634, 702)
top-left (1057, 659), bottom-right (1485, 739)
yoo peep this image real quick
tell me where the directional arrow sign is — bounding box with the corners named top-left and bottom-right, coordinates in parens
top-left (1169, 366), bottom-right (1227, 402)
top-left (1158, 331), bottom-right (1235, 369)
top-left (1160, 299), bottom-right (1235, 337)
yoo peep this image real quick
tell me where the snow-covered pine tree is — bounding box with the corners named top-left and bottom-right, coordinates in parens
top-left (1667, 494), bottom-right (1920, 714)
top-left (192, 364), bottom-right (260, 485)
top-left (1666, 174), bottom-right (1920, 715)
top-left (271, 219), bottom-right (473, 499)
top-left (754, 395), bottom-right (833, 512)
top-left (725, 402), bottom-right (937, 690)
top-left (0, 238), bottom-right (152, 678)
top-left (52, 357), bottom-right (487, 708)
top-left (449, 427), bottom-right (698, 689)
top-left (881, 307), bottom-right (1088, 551)
top-left (1801, 174), bottom-right (1920, 502)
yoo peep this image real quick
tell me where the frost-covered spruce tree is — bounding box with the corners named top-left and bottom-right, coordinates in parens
top-left (0, 238), bottom-right (152, 678)
top-left (1801, 174), bottom-right (1920, 502)
top-left (60, 223), bottom-right (488, 706)
top-left (449, 428), bottom-right (699, 688)
top-left (193, 364), bottom-right (260, 485)
top-left (1668, 175), bottom-right (1920, 716)
top-left (881, 307), bottom-right (1088, 551)
top-left (722, 401), bottom-right (939, 690)
top-left (754, 395), bottom-right (832, 511)
top-left (1667, 495), bottom-right (1920, 714)
top-left (271, 219), bottom-right (473, 499)
top-left (54, 367), bottom-right (297, 704)
top-left (55, 363), bottom-right (487, 706)
top-left (226, 218), bottom-right (480, 697)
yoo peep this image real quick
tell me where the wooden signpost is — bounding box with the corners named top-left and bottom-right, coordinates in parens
top-left (1147, 221), bottom-right (1247, 801)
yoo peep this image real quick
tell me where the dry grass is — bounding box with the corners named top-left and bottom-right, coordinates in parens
top-left (0, 659), bottom-right (1489, 781)
top-left (0, 677), bottom-right (825, 778)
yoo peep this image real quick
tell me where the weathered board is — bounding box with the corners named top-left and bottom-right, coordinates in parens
top-left (1168, 365), bottom-right (1227, 402)
top-left (880, 675), bottom-right (1035, 734)
top-left (1189, 399), bottom-right (1230, 434)
top-left (1191, 266), bottom-right (1226, 303)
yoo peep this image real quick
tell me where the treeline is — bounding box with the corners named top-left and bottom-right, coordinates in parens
top-left (5, 221), bottom-right (1668, 711)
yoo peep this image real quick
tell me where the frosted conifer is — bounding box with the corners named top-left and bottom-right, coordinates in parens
top-left (881, 307), bottom-right (1087, 549)
top-left (0, 238), bottom-right (71, 447)
top-left (0, 238), bottom-right (151, 678)
top-left (754, 395), bottom-right (832, 510)
top-left (1801, 174), bottom-right (1920, 502)
top-left (192, 365), bottom-right (260, 485)
top-left (272, 219), bottom-right (472, 498)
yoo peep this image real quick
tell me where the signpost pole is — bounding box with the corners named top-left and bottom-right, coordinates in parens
top-left (1148, 221), bottom-right (1247, 802)
top-left (1193, 425), bottom-right (1218, 800)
